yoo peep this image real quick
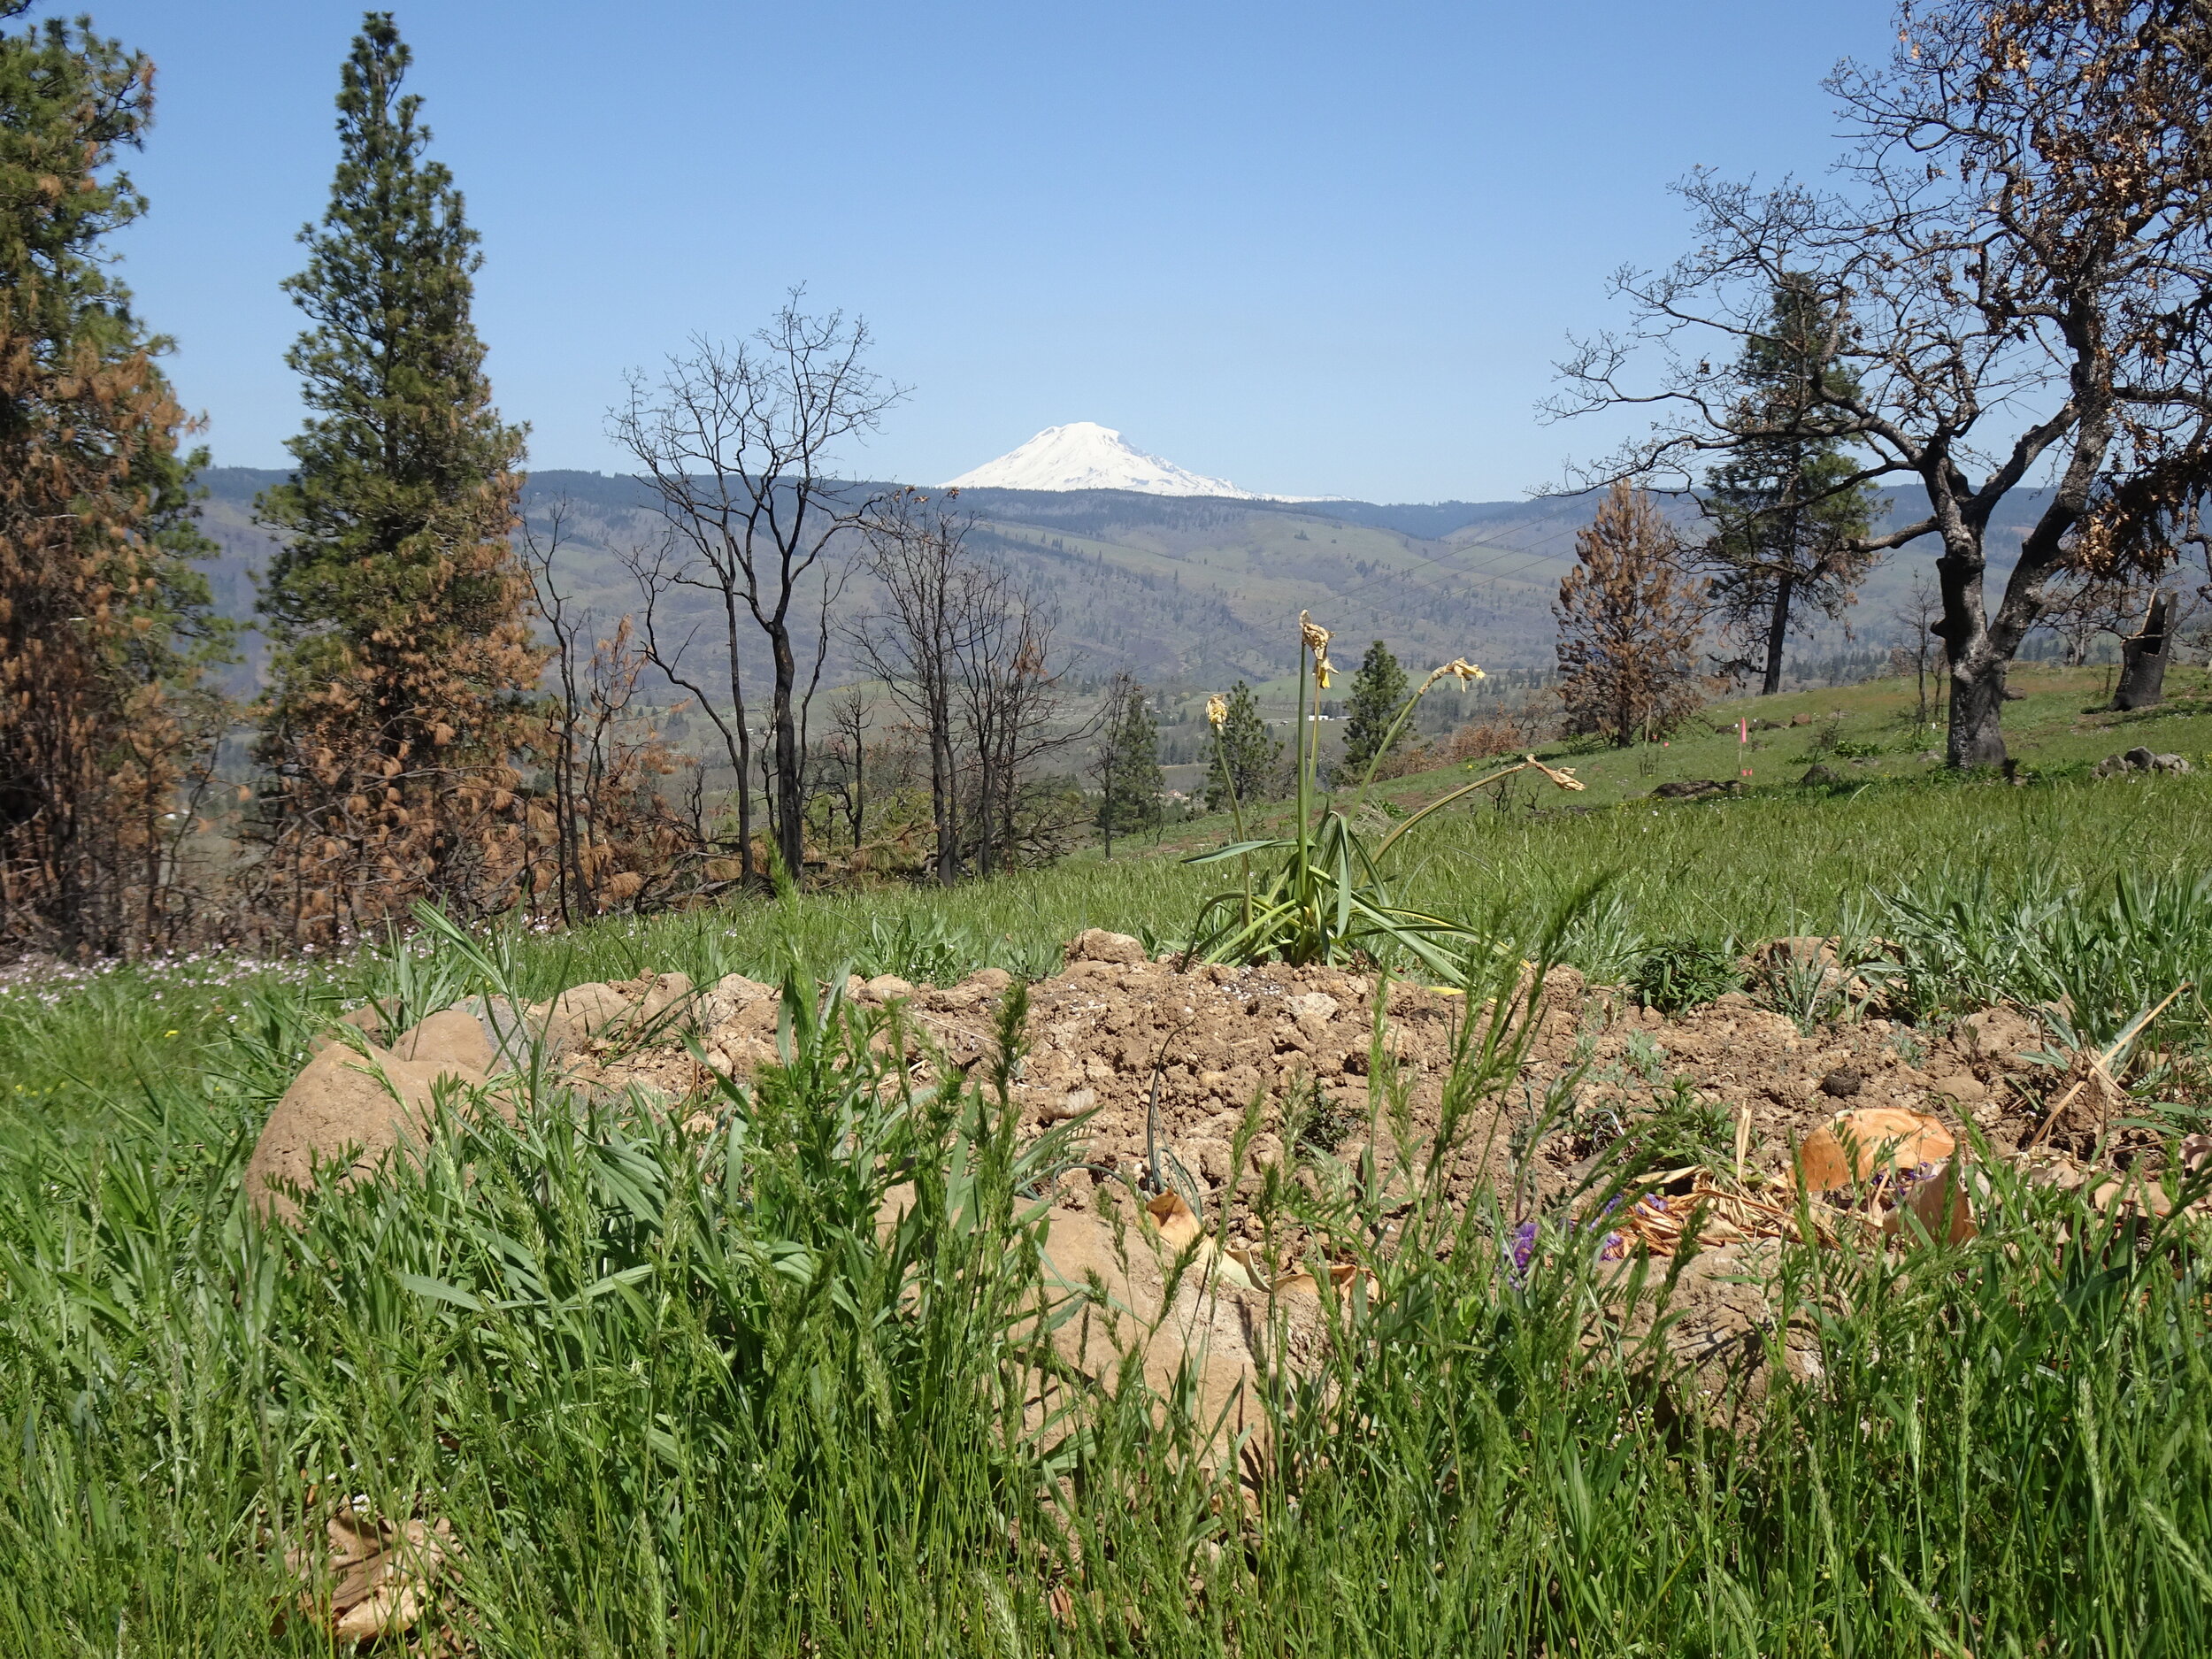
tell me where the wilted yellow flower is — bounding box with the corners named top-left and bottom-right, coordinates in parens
top-left (1443, 657), bottom-right (1486, 684)
top-left (1206, 694), bottom-right (1229, 728)
top-left (1298, 612), bottom-right (1336, 688)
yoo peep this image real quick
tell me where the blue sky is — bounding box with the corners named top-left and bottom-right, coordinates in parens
top-left (88, 0), bottom-right (1894, 502)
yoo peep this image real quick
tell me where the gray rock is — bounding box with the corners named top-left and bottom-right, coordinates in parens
top-left (2095, 746), bottom-right (2193, 779)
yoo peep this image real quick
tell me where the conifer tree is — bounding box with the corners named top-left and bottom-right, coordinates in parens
top-left (1555, 483), bottom-right (1705, 746)
top-left (1699, 276), bottom-right (1878, 695)
top-left (1337, 639), bottom-right (1409, 779)
top-left (252, 12), bottom-right (540, 937)
top-left (1203, 681), bottom-right (1281, 810)
top-left (0, 2), bottom-right (230, 953)
top-left (1090, 672), bottom-right (1162, 855)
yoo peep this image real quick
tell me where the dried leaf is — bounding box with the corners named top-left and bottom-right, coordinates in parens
top-left (1793, 1109), bottom-right (1955, 1193)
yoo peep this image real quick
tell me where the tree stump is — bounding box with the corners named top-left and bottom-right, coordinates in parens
top-left (2113, 590), bottom-right (2175, 711)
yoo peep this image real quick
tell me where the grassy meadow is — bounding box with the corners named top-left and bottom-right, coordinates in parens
top-left (3, 664), bottom-right (2211, 1655)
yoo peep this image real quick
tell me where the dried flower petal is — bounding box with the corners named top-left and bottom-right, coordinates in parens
top-left (1205, 694), bottom-right (1228, 729)
top-left (1298, 610), bottom-right (1332, 657)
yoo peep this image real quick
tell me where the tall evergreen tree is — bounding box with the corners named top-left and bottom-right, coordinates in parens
top-left (1555, 483), bottom-right (1705, 746)
top-left (252, 12), bottom-right (540, 938)
top-left (1337, 639), bottom-right (1409, 780)
top-left (1203, 681), bottom-right (1281, 811)
top-left (0, 2), bottom-right (229, 953)
top-left (1698, 278), bottom-right (1880, 695)
top-left (1090, 672), bottom-right (1162, 855)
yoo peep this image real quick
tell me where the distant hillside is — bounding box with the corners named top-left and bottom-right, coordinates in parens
top-left (187, 468), bottom-right (2048, 697)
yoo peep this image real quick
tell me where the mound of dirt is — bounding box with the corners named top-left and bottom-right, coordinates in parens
top-left (250, 928), bottom-right (2200, 1452)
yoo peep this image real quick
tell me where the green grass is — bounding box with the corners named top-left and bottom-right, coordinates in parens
top-left (1, 914), bottom-right (2209, 1655)
top-left (4, 671), bottom-right (2212, 1653)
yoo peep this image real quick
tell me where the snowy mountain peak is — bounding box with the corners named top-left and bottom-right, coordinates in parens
top-left (943, 422), bottom-right (1260, 498)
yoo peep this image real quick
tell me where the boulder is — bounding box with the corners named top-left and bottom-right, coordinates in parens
top-left (2094, 746), bottom-right (2193, 779)
top-left (1067, 928), bottom-right (1146, 966)
top-left (243, 1038), bottom-right (497, 1222)
top-left (872, 1184), bottom-right (1324, 1481)
top-left (547, 981), bottom-right (633, 1041)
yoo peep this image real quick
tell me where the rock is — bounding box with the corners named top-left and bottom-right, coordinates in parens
top-left (1819, 1067), bottom-right (1863, 1099)
top-left (1067, 928), bottom-right (1146, 966)
top-left (1790, 712), bottom-right (1814, 726)
top-left (1926, 1071), bottom-right (1989, 1105)
top-left (1041, 1087), bottom-right (1095, 1124)
top-left (695, 972), bottom-right (776, 1028)
top-left (243, 1039), bottom-right (498, 1222)
top-left (964, 967), bottom-right (1014, 994)
top-left (869, 1184), bottom-right (1319, 1483)
top-left (389, 1008), bottom-right (495, 1071)
top-left (632, 972), bottom-right (693, 1026)
top-left (1955, 1006), bottom-right (2039, 1065)
top-left (307, 1000), bottom-right (399, 1056)
top-left (861, 973), bottom-right (915, 1003)
top-left (1799, 764), bottom-right (1844, 786)
top-left (547, 981), bottom-right (633, 1041)
top-left (2095, 746), bottom-right (2194, 778)
top-left (1651, 779), bottom-right (1738, 801)
top-left (1289, 992), bottom-right (1340, 1041)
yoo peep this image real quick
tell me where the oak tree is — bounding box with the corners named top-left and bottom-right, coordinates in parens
top-left (1555, 0), bottom-right (2212, 767)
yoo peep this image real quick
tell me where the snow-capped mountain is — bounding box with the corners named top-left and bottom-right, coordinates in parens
top-left (943, 422), bottom-right (1265, 498)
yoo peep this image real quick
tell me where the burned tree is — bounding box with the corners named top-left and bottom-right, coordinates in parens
top-left (518, 499), bottom-right (693, 920)
top-left (854, 490), bottom-right (1084, 880)
top-left (1553, 0), bottom-right (2212, 767)
top-left (852, 490), bottom-right (972, 886)
top-left (613, 296), bottom-right (899, 886)
top-left (2114, 588), bottom-right (2179, 710)
top-left (953, 569), bottom-right (1084, 876)
top-left (0, 6), bottom-right (231, 954)
top-left (1555, 483), bottom-right (1705, 747)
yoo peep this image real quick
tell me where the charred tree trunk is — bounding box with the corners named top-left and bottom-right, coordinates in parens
top-left (2113, 590), bottom-right (2174, 711)
top-left (1761, 568), bottom-right (1794, 697)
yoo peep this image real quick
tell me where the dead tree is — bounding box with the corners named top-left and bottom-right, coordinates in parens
top-left (1550, 0), bottom-right (2212, 768)
top-left (1892, 569), bottom-right (1947, 727)
top-left (520, 499), bottom-right (692, 919)
top-left (952, 570), bottom-right (1086, 876)
top-left (2115, 589), bottom-right (2178, 710)
top-left (852, 491), bottom-right (977, 885)
top-left (1554, 483), bottom-right (1706, 746)
top-left (612, 295), bottom-right (899, 886)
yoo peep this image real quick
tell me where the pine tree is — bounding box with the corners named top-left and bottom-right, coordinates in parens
top-left (1337, 639), bottom-right (1409, 780)
top-left (252, 12), bottom-right (541, 939)
top-left (1555, 483), bottom-right (1704, 746)
top-left (1203, 681), bottom-right (1281, 810)
top-left (1091, 672), bottom-right (1162, 855)
top-left (0, 3), bottom-right (230, 953)
top-left (1699, 276), bottom-right (1878, 695)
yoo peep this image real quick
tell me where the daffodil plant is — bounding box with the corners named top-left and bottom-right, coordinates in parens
top-left (1187, 611), bottom-right (1585, 979)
